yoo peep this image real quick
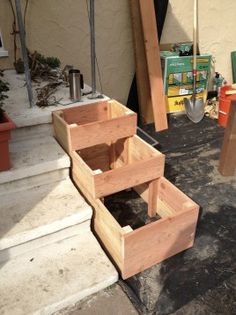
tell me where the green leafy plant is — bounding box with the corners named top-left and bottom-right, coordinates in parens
top-left (0, 72), bottom-right (9, 123)
top-left (36, 53), bottom-right (61, 69)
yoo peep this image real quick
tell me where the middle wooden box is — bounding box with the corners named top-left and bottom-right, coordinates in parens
top-left (71, 135), bottom-right (165, 198)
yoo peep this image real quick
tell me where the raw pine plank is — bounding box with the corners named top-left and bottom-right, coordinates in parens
top-left (78, 143), bottom-right (110, 172)
top-left (69, 114), bottom-right (136, 151)
top-left (62, 101), bottom-right (108, 125)
top-left (219, 101), bottom-right (236, 176)
top-left (129, 0), bottom-right (153, 123)
top-left (94, 155), bottom-right (165, 198)
top-left (134, 181), bottom-right (176, 218)
top-left (148, 179), bottom-right (158, 217)
top-left (134, 177), bottom-right (195, 214)
top-left (53, 100), bottom-right (137, 152)
top-left (139, 0), bottom-right (168, 131)
top-left (110, 100), bottom-right (136, 118)
top-left (129, 135), bottom-right (160, 161)
top-left (134, 182), bottom-right (174, 218)
top-left (52, 111), bottom-right (71, 153)
top-left (123, 206), bottom-right (198, 279)
top-left (72, 169), bottom-right (125, 270)
top-left (109, 143), bottom-right (117, 170)
top-left (113, 138), bottom-right (130, 166)
top-left (71, 152), bottom-right (95, 197)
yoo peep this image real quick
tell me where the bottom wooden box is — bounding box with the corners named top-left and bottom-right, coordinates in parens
top-left (73, 171), bottom-right (199, 279)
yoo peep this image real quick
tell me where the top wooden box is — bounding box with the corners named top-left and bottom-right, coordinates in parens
top-left (52, 100), bottom-right (137, 152)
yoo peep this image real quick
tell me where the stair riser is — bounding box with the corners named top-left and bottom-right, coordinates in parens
top-left (11, 123), bottom-right (53, 142)
top-left (0, 220), bottom-right (91, 264)
top-left (0, 168), bottom-right (69, 195)
top-left (0, 207), bottom-right (92, 252)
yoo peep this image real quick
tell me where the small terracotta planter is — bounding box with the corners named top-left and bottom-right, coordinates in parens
top-left (0, 112), bottom-right (16, 171)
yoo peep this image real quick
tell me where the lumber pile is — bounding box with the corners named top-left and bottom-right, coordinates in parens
top-left (53, 99), bottom-right (199, 279)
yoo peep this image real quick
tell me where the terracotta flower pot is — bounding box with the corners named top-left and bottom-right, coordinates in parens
top-left (0, 112), bottom-right (16, 171)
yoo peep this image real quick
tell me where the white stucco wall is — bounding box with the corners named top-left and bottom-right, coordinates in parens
top-left (0, 0), bottom-right (134, 103)
top-left (0, 0), bottom-right (236, 103)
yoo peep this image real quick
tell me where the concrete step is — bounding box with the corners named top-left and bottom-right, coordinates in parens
top-left (0, 135), bottom-right (70, 194)
top-left (0, 178), bottom-right (92, 262)
top-left (11, 123), bottom-right (54, 142)
top-left (3, 70), bottom-right (109, 128)
top-left (0, 232), bottom-right (118, 315)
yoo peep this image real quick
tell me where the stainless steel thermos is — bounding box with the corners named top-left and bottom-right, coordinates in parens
top-left (69, 69), bottom-right (84, 101)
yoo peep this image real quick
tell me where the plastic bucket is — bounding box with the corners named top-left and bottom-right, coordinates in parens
top-left (218, 85), bottom-right (236, 127)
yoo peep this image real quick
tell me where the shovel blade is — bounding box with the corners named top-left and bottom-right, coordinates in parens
top-left (184, 97), bottom-right (205, 123)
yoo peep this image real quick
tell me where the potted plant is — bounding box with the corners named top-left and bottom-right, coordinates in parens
top-left (0, 73), bottom-right (16, 171)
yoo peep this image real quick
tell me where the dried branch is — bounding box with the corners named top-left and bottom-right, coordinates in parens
top-left (36, 82), bottom-right (62, 107)
top-left (0, 72), bottom-right (9, 111)
top-left (24, 0), bottom-right (30, 27)
top-left (8, 0), bottom-right (30, 64)
top-left (29, 51), bottom-right (62, 82)
top-left (8, 0), bottom-right (18, 63)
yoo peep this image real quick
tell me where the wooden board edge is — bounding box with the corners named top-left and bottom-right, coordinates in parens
top-left (52, 110), bottom-right (72, 153)
top-left (122, 206), bottom-right (199, 279)
top-left (71, 169), bottom-right (125, 271)
top-left (139, 0), bottom-right (168, 131)
top-left (108, 99), bottom-right (137, 116)
top-left (129, 0), bottom-right (154, 124)
top-left (94, 155), bottom-right (165, 198)
top-left (131, 134), bottom-right (165, 156)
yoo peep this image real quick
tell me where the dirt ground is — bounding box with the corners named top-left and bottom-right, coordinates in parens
top-left (55, 284), bottom-right (139, 315)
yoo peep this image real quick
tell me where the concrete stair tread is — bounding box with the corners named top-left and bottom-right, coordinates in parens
top-left (0, 232), bottom-right (118, 315)
top-left (0, 135), bottom-right (70, 185)
top-left (4, 70), bottom-right (109, 128)
top-left (0, 178), bottom-right (92, 251)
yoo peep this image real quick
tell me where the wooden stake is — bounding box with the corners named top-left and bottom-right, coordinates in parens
top-left (148, 179), bottom-right (158, 217)
top-left (219, 101), bottom-right (236, 176)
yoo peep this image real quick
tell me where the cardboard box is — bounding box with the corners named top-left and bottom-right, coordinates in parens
top-left (160, 49), bottom-right (211, 113)
top-left (166, 90), bottom-right (208, 113)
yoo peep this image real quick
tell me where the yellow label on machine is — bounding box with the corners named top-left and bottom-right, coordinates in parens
top-left (166, 90), bottom-right (207, 113)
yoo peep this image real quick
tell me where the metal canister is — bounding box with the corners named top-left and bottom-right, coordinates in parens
top-left (69, 69), bottom-right (84, 101)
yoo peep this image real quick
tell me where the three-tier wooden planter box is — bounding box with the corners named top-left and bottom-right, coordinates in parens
top-left (53, 99), bottom-right (199, 279)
